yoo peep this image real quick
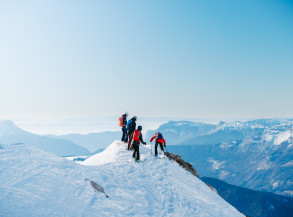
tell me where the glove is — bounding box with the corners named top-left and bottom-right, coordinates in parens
top-left (143, 142), bottom-right (146, 145)
top-left (164, 144), bottom-right (166, 147)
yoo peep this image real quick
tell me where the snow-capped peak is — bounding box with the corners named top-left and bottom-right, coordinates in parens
top-left (0, 120), bottom-right (23, 136)
top-left (0, 120), bottom-right (19, 129)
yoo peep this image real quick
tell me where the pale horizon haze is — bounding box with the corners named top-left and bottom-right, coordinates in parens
top-left (1, 0), bottom-right (293, 134)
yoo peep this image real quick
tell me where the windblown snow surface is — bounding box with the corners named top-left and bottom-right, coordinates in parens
top-left (0, 141), bottom-right (243, 217)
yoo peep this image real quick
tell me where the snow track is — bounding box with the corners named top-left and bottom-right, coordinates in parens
top-left (0, 141), bottom-right (243, 217)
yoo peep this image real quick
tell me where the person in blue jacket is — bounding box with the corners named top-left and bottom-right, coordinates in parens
top-left (126, 116), bottom-right (137, 150)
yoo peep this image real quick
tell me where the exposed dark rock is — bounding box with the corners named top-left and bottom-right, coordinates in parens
top-left (164, 151), bottom-right (199, 178)
top-left (205, 183), bottom-right (218, 194)
top-left (164, 152), bottom-right (220, 194)
top-left (73, 157), bottom-right (86, 161)
top-left (85, 179), bottom-right (109, 198)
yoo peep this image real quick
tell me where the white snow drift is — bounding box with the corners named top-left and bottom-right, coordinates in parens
top-left (0, 141), bottom-right (244, 217)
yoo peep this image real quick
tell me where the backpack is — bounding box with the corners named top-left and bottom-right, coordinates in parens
top-left (126, 119), bottom-right (133, 130)
top-left (133, 130), bottom-right (141, 142)
top-left (118, 116), bottom-right (124, 127)
top-left (157, 132), bottom-right (163, 139)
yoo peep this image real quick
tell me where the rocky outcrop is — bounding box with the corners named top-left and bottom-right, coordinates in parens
top-left (164, 151), bottom-right (220, 194)
top-left (85, 179), bottom-right (109, 198)
top-left (164, 152), bottom-right (199, 178)
top-left (205, 183), bottom-right (218, 194)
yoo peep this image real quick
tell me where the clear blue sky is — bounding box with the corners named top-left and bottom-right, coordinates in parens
top-left (1, 0), bottom-right (292, 120)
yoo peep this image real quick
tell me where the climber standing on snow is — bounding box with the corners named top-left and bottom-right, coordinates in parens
top-left (150, 132), bottom-right (166, 156)
top-left (126, 116), bottom-right (137, 150)
top-left (131, 125), bottom-right (146, 162)
top-left (119, 113), bottom-right (128, 142)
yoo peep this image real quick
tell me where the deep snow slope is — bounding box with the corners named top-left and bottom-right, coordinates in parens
top-left (0, 141), bottom-right (243, 217)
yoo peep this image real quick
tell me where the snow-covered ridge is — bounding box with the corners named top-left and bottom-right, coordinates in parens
top-left (0, 120), bottom-right (90, 156)
top-left (0, 142), bottom-right (244, 217)
top-left (0, 120), bottom-right (24, 136)
top-left (214, 119), bottom-right (293, 131)
top-left (81, 141), bottom-right (122, 166)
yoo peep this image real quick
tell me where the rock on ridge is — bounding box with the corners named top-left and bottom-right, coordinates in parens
top-left (164, 151), bottom-right (199, 177)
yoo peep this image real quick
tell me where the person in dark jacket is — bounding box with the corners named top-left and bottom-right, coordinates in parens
top-left (131, 125), bottom-right (146, 161)
top-left (126, 116), bottom-right (137, 150)
top-left (119, 113), bottom-right (128, 142)
top-left (150, 132), bottom-right (166, 156)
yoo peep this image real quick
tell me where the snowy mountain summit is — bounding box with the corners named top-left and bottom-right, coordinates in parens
top-left (0, 141), bottom-right (243, 217)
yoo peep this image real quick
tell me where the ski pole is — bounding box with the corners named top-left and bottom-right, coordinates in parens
top-left (151, 142), bottom-right (153, 155)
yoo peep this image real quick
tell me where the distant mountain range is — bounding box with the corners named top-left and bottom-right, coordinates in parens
top-left (151, 119), bottom-right (293, 198)
top-left (146, 121), bottom-right (216, 145)
top-left (0, 120), bottom-right (123, 155)
top-left (0, 121), bottom-right (90, 156)
top-left (202, 177), bottom-right (293, 217)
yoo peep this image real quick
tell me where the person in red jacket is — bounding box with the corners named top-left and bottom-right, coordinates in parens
top-left (150, 132), bottom-right (166, 156)
top-left (131, 125), bottom-right (146, 162)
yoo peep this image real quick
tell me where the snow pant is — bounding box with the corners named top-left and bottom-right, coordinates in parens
top-left (127, 131), bottom-right (134, 150)
top-left (121, 126), bottom-right (128, 142)
top-left (132, 141), bottom-right (140, 161)
top-left (155, 142), bottom-right (164, 155)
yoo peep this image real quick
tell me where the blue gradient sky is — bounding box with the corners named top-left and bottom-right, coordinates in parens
top-left (1, 0), bottom-right (292, 120)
